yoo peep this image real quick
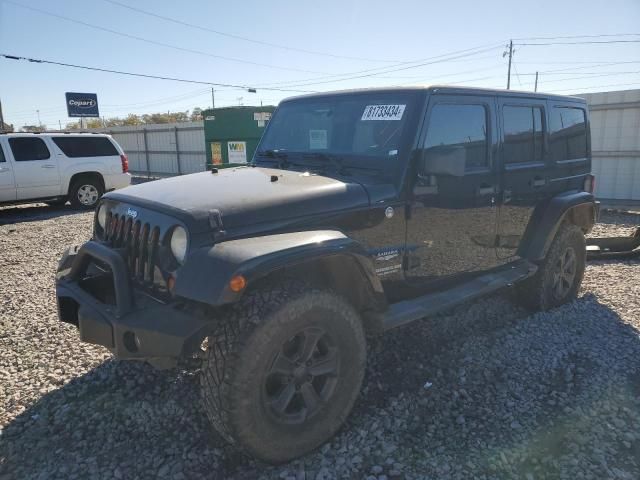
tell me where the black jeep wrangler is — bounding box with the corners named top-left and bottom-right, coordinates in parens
top-left (56, 86), bottom-right (598, 463)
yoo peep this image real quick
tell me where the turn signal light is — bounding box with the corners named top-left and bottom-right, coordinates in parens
top-left (229, 275), bottom-right (247, 292)
top-left (584, 174), bottom-right (596, 194)
top-left (166, 274), bottom-right (176, 293)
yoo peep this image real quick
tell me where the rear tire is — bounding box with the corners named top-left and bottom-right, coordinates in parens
top-left (200, 281), bottom-right (367, 464)
top-left (69, 177), bottom-right (103, 209)
top-left (516, 224), bottom-right (586, 311)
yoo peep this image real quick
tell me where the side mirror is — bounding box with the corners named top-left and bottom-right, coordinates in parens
top-left (421, 146), bottom-right (466, 177)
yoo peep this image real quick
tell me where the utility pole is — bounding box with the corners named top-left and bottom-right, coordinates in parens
top-left (503, 40), bottom-right (514, 90)
top-left (0, 98), bottom-right (5, 131)
top-left (36, 109), bottom-right (41, 127)
top-left (58, 120), bottom-right (62, 131)
top-left (211, 88), bottom-right (215, 109)
top-left (534, 71), bottom-right (539, 92)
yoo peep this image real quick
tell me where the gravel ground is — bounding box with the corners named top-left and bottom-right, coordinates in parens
top-left (0, 204), bottom-right (639, 480)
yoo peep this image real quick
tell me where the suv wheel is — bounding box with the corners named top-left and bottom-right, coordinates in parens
top-left (200, 281), bottom-right (366, 464)
top-left (70, 178), bottom-right (103, 209)
top-left (516, 224), bottom-right (586, 310)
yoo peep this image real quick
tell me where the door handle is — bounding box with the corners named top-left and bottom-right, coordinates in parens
top-left (41, 164), bottom-right (56, 169)
top-left (0, 167), bottom-right (9, 173)
top-left (531, 177), bottom-right (546, 188)
top-left (477, 184), bottom-right (495, 196)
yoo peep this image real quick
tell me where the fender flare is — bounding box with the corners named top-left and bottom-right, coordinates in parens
top-left (518, 191), bottom-right (598, 261)
top-left (174, 230), bottom-right (385, 308)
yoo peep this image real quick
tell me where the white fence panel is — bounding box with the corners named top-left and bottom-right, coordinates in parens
top-left (88, 122), bottom-right (206, 176)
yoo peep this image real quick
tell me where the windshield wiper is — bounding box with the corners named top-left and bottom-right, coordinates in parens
top-left (256, 149), bottom-right (289, 168)
top-left (302, 152), bottom-right (349, 176)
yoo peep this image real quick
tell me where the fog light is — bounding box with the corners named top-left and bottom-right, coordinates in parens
top-left (229, 275), bottom-right (247, 292)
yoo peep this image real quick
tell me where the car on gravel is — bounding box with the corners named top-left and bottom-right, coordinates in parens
top-left (55, 86), bottom-right (598, 463)
top-left (0, 132), bottom-right (130, 208)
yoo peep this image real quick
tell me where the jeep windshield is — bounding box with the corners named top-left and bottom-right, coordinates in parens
top-left (255, 91), bottom-right (421, 173)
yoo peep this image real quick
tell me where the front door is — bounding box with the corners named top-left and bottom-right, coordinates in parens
top-left (0, 141), bottom-right (17, 202)
top-left (7, 137), bottom-right (61, 200)
top-left (496, 98), bottom-right (548, 259)
top-left (406, 95), bottom-right (499, 284)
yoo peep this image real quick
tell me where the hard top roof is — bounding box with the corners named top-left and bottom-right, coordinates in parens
top-left (0, 132), bottom-right (112, 137)
top-left (281, 85), bottom-right (585, 104)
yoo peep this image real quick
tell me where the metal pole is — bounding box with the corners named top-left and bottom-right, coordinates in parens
top-left (174, 126), bottom-right (182, 175)
top-left (58, 120), bottom-right (62, 130)
top-left (211, 88), bottom-right (215, 109)
top-left (506, 40), bottom-right (513, 90)
top-left (36, 109), bottom-right (41, 126)
top-left (143, 128), bottom-right (151, 178)
top-left (534, 71), bottom-right (539, 92)
top-left (0, 99), bottom-right (5, 131)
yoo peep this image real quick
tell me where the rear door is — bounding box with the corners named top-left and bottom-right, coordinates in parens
top-left (0, 139), bottom-right (17, 202)
top-left (405, 94), bottom-right (499, 284)
top-left (496, 97), bottom-right (548, 259)
top-left (8, 136), bottom-right (61, 200)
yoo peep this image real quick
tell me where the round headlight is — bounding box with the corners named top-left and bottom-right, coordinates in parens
top-left (170, 226), bottom-right (188, 264)
top-left (97, 204), bottom-right (108, 229)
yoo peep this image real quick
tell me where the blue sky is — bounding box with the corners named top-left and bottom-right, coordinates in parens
top-left (1, 0), bottom-right (639, 129)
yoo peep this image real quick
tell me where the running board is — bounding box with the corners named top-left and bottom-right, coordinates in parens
top-left (383, 261), bottom-right (537, 331)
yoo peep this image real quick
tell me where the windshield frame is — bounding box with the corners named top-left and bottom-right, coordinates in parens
top-left (254, 89), bottom-right (427, 180)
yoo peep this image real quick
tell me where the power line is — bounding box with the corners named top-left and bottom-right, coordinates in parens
top-left (254, 42), bottom-right (506, 87)
top-left (517, 39), bottom-right (640, 46)
top-left (3, 0), bottom-right (328, 75)
top-left (102, 0), bottom-right (399, 64)
top-left (514, 33), bottom-right (640, 41)
top-left (254, 45), bottom-right (505, 89)
top-left (0, 53), bottom-right (318, 93)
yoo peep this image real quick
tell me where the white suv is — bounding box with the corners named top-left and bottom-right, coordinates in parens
top-left (0, 133), bottom-right (131, 208)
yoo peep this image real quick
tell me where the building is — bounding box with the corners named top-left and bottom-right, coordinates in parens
top-left (580, 89), bottom-right (640, 202)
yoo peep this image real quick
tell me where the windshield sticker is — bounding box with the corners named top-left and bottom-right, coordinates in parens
top-left (361, 104), bottom-right (406, 121)
top-left (309, 129), bottom-right (328, 149)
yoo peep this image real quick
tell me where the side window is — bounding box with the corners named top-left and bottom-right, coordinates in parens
top-left (8, 137), bottom-right (51, 161)
top-left (424, 104), bottom-right (488, 170)
top-left (549, 107), bottom-right (587, 161)
top-left (52, 137), bottom-right (119, 158)
top-left (503, 105), bottom-right (544, 164)
top-left (0, 144), bottom-right (5, 162)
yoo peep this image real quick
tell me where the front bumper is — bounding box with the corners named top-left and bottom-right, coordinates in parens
top-left (56, 241), bottom-right (211, 368)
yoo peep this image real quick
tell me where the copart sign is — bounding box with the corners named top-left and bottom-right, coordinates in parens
top-left (65, 92), bottom-right (99, 118)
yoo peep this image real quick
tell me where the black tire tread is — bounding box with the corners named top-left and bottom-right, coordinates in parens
top-left (516, 223), bottom-right (585, 311)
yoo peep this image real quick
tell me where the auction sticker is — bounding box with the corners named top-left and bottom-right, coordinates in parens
top-left (361, 104), bottom-right (406, 121)
top-left (309, 129), bottom-right (328, 149)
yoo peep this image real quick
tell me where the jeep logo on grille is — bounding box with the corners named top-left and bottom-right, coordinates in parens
top-left (126, 208), bottom-right (138, 219)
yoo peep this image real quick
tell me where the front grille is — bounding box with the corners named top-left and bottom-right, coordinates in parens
top-left (104, 212), bottom-right (160, 286)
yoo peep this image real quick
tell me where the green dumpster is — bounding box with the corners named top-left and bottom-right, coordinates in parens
top-left (203, 106), bottom-right (276, 169)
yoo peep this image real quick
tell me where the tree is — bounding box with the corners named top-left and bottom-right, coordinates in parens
top-left (190, 107), bottom-right (203, 121)
top-left (85, 118), bottom-right (104, 128)
top-left (22, 125), bottom-right (46, 132)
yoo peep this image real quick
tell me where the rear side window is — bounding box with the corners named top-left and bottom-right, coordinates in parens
top-left (8, 137), bottom-right (51, 161)
top-left (503, 105), bottom-right (544, 164)
top-left (549, 107), bottom-right (587, 161)
top-left (424, 104), bottom-right (488, 169)
top-left (0, 144), bottom-right (5, 162)
top-left (52, 137), bottom-right (119, 158)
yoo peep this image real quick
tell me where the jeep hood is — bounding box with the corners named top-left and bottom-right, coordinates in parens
top-left (104, 167), bottom-right (370, 232)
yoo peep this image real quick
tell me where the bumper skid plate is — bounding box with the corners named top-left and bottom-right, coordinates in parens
top-left (56, 242), bottom-right (211, 367)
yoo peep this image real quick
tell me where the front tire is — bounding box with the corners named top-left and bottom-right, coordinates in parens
top-left (200, 281), bottom-right (366, 464)
top-left (516, 223), bottom-right (586, 310)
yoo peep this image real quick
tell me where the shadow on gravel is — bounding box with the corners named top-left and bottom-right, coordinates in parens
top-left (1, 292), bottom-right (639, 479)
top-left (0, 203), bottom-right (87, 225)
